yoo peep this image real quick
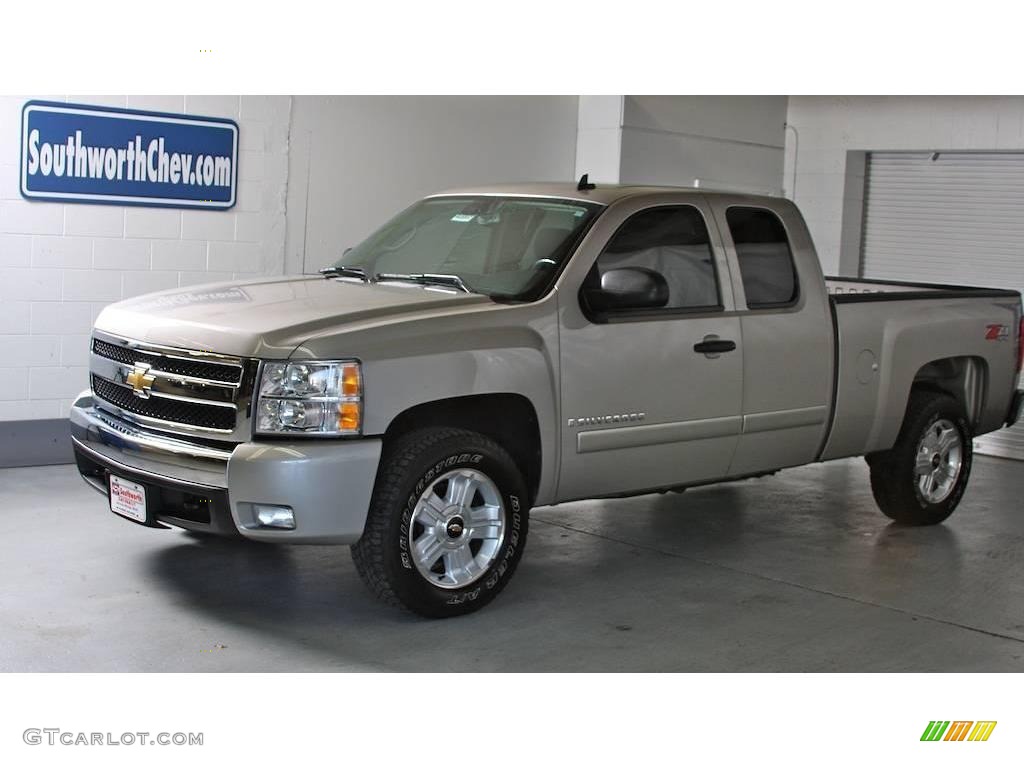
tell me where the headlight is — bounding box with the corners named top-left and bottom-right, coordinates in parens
top-left (255, 361), bottom-right (362, 436)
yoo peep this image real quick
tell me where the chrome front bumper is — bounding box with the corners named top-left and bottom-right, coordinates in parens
top-left (71, 394), bottom-right (233, 491)
top-left (70, 391), bottom-right (383, 544)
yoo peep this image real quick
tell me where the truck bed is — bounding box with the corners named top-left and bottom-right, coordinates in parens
top-left (820, 277), bottom-right (1022, 462)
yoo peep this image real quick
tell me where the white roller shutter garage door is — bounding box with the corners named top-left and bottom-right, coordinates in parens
top-left (861, 151), bottom-right (1023, 460)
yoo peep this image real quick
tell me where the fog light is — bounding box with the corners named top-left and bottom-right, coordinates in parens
top-left (254, 504), bottom-right (295, 530)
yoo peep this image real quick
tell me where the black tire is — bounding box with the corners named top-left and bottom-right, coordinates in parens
top-left (867, 389), bottom-right (973, 525)
top-left (351, 427), bottom-right (530, 618)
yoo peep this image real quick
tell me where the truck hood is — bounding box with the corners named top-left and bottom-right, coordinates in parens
top-left (94, 276), bottom-right (492, 358)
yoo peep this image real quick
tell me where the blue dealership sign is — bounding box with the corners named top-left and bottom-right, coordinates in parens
top-left (20, 101), bottom-right (238, 210)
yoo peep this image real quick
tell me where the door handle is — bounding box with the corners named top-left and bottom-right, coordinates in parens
top-left (693, 338), bottom-right (737, 355)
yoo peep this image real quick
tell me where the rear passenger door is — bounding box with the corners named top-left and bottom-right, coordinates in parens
top-left (707, 199), bottom-right (834, 476)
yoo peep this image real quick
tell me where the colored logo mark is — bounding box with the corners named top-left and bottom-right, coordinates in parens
top-left (921, 721), bottom-right (997, 742)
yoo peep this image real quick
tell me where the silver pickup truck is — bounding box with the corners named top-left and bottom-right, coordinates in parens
top-left (70, 181), bottom-right (1023, 617)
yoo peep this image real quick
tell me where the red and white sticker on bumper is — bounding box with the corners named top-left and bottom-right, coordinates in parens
top-left (109, 475), bottom-right (147, 522)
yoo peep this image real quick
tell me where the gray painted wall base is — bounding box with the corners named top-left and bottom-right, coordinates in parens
top-left (0, 419), bottom-right (74, 468)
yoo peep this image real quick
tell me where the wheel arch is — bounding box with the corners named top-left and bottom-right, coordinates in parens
top-left (909, 355), bottom-right (988, 429)
top-left (383, 393), bottom-right (543, 505)
top-left (866, 354), bottom-right (990, 455)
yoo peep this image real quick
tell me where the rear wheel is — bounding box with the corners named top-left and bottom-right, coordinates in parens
top-left (868, 390), bottom-right (973, 525)
top-left (352, 427), bottom-right (529, 617)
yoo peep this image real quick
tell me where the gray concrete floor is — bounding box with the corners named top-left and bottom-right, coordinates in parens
top-left (1, 456), bottom-right (1022, 672)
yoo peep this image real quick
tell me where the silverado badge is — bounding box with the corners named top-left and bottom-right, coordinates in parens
top-left (567, 412), bottom-right (645, 428)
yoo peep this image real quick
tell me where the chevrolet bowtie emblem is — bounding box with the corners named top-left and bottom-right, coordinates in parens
top-left (125, 364), bottom-right (156, 398)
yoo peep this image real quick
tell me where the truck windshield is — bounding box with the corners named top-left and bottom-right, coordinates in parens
top-left (335, 196), bottom-right (603, 300)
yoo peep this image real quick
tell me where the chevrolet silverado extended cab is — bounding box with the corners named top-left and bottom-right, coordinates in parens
top-left (70, 181), bottom-right (1024, 617)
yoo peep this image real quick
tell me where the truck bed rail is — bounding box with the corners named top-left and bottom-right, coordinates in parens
top-left (826, 276), bottom-right (1020, 304)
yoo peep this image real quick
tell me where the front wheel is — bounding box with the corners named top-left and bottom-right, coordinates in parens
top-left (867, 390), bottom-right (973, 525)
top-left (352, 427), bottom-right (529, 617)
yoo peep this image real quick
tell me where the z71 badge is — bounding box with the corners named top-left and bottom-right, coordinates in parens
top-left (985, 324), bottom-right (1010, 341)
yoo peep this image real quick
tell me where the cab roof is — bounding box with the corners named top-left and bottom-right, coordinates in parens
top-left (427, 181), bottom-right (780, 207)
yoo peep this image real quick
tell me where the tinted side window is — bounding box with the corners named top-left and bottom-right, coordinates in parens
top-left (725, 207), bottom-right (798, 307)
top-left (595, 206), bottom-right (720, 311)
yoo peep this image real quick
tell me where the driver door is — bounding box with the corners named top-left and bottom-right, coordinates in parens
top-left (556, 197), bottom-right (743, 501)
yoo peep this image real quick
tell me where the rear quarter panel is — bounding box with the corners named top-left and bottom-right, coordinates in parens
top-left (821, 295), bottom-right (1021, 459)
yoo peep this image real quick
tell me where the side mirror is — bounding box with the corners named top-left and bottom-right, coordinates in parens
top-left (586, 267), bottom-right (669, 312)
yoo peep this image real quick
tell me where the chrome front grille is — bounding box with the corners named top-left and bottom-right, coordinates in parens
top-left (89, 331), bottom-right (256, 441)
top-left (91, 374), bottom-right (238, 431)
top-left (92, 338), bottom-right (243, 385)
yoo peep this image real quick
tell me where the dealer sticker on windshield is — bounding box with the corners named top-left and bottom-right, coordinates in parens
top-left (109, 475), bottom-right (147, 523)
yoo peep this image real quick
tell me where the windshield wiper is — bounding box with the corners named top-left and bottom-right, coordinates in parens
top-left (323, 267), bottom-right (476, 294)
top-left (374, 272), bottom-right (474, 294)
top-left (320, 264), bottom-right (369, 281)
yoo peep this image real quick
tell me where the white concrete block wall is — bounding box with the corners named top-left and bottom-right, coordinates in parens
top-left (573, 96), bottom-right (789, 196)
top-left (620, 96), bottom-right (788, 195)
top-left (574, 96), bottom-right (624, 184)
top-left (784, 96), bottom-right (1024, 274)
top-left (0, 95), bottom-right (291, 421)
top-left (285, 96), bottom-right (580, 275)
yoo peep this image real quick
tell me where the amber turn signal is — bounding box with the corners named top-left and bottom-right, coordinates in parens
top-left (338, 401), bottom-right (361, 432)
top-left (341, 364), bottom-right (362, 397)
